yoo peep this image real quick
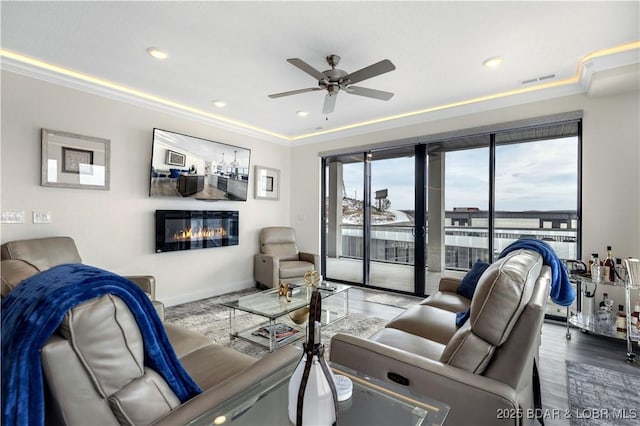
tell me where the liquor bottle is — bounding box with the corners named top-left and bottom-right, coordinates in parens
top-left (590, 254), bottom-right (601, 282)
top-left (631, 305), bottom-right (640, 329)
top-left (599, 293), bottom-right (609, 310)
top-left (615, 258), bottom-right (624, 282)
top-left (603, 246), bottom-right (615, 282)
top-left (598, 293), bottom-right (612, 323)
top-left (616, 305), bottom-right (627, 332)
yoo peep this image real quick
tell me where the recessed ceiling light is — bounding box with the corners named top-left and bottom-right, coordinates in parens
top-left (483, 56), bottom-right (503, 68)
top-left (296, 110), bottom-right (309, 117)
top-left (146, 47), bottom-right (168, 60)
top-left (212, 100), bottom-right (227, 108)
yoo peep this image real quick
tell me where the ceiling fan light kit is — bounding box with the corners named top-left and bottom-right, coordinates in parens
top-left (268, 54), bottom-right (396, 114)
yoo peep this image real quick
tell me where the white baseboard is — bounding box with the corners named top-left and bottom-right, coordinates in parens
top-left (162, 280), bottom-right (255, 307)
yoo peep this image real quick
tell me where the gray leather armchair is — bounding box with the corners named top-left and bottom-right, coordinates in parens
top-left (0, 236), bottom-right (301, 425)
top-left (330, 249), bottom-right (551, 426)
top-left (254, 227), bottom-right (319, 288)
top-left (1, 236), bottom-right (156, 299)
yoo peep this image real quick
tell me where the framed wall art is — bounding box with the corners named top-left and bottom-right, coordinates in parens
top-left (41, 128), bottom-right (110, 190)
top-left (254, 165), bottom-right (280, 200)
top-left (166, 149), bottom-right (186, 167)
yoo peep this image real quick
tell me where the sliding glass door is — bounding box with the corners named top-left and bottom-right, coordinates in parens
top-left (323, 147), bottom-right (422, 293)
top-left (324, 154), bottom-right (365, 285)
top-left (368, 147), bottom-right (416, 292)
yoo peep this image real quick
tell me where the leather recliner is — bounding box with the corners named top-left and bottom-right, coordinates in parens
top-left (330, 249), bottom-right (552, 426)
top-left (254, 227), bottom-right (319, 288)
top-left (1, 236), bottom-right (300, 425)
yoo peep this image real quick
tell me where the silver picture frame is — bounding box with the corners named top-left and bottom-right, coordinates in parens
top-left (41, 128), bottom-right (110, 190)
top-left (254, 165), bottom-right (280, 200)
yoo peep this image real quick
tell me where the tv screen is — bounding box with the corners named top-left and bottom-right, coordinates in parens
top-left (149, 129), bottom-right (251, 201)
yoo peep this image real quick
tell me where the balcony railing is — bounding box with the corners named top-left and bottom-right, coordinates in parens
top-left (335, 224), bottom-right (578, 270)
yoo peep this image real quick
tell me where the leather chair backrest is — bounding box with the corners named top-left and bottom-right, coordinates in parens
top-left (440, 249), bottom-right (543, 374)
top-left (482, 266), bottom-right (551, 406)
top-left (259, 227), bottom-right (299, 261)
top-left (41, 294), bottom-right (180, 425)
top-left (1, 236), bottom-right (82, 271)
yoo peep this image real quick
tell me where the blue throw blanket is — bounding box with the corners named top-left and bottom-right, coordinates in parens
top-left (499, 239), bottom-right (576, 306)
top-left (1, 264), bottom-right (201, 426)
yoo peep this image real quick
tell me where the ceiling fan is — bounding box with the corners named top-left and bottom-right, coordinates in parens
top-left (268, 54), bottom-right (396, 114)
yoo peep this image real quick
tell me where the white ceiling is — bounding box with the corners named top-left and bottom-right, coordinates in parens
top-left (1, 1), bottom-right (639, 144)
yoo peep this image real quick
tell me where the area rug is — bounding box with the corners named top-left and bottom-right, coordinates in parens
top-left (165, 288), bottom-right (396, 358)
top-left (566, 360), bottom-right (640, 426)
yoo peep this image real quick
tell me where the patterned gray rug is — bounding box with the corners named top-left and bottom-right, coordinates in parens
top-left (166, 288), bottom-right (416, 358)
top-left (566, 360), bottom-right (640, 426)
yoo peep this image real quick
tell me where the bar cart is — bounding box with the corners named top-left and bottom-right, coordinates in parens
top-left (566, 260), bottom-right (640, 365)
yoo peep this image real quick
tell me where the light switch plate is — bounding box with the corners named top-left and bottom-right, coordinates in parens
top-left (1, 210), bottom-right (25, 224)
top-left (33, 211), bottom-right (52, 224)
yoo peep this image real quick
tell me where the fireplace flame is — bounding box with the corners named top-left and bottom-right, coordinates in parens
top-left (172, 226), bottom-right (227, 241)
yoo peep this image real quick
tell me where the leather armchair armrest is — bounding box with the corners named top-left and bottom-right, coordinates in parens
top-left (125, 275), bottom-right (156, 300)
top-left (254, 253), bottom-right (279, 288)
top-left (152, 300), bottom-right (165, 322)
top-left (330, 333), bottom-right (520, 426)
top-left (299, 252), bottom-right (320, 271)
top-left (438, 277), bottom-right (461, 293)
top-left (151, 345), bottom-right (301, 426)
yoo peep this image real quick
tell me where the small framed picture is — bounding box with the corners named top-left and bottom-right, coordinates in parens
top-left (62, 147), bottom-right (94, 174)
top-left (254, 165), bottom-right (280, 200)
top-left (166, 149), bottom-right (186, 167)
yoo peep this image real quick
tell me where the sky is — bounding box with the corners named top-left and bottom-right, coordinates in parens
top-left (342, 137), bottom-right (578, 212)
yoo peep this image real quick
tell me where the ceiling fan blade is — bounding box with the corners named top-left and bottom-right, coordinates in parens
top-left (322, 92), bottom-right (338, 114)
top-left (344, 86), bottom-right (394, 101)
top-left (345, 59), bottom-right (396, 85)
top-left (287, 58), bottom-right (326, 81)
top-left (268, 87), bottom-right (322, 99)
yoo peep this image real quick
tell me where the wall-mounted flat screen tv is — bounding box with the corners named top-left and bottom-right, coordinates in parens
top-left (149, 128), bottom-right (251, 201)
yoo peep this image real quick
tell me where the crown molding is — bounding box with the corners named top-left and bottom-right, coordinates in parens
top-left (0, 54), bottom-right (291, 146)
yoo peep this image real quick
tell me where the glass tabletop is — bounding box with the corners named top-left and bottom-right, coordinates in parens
top-left (220, 283), bottom-right (350, 319)
top-left (186, 361), bottom-right (449, 426)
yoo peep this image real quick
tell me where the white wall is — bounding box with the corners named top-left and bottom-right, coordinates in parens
top-left (1, 71), bottom-right (291, 305)
top-left (2, 70), bottom-right (639, 309)
top-left (290, 90), bottom-right (640, 306)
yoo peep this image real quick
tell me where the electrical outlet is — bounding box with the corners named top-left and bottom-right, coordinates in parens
top-left (1, 210), bottom-right (25, 224)
top-left (33, 211), bottom-right (52, 224)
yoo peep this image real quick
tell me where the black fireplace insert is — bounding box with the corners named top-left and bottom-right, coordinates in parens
top-left (155, 210), bottom-right (239, 253)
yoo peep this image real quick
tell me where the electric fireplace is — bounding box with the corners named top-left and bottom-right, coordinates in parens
top-left (155, 210), bottom-right (239, 253)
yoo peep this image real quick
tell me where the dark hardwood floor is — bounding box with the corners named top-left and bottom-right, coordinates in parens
top-left (345, 287), bottom-right (639, 426)
top-left (538, 320), bottom-right (639, 426)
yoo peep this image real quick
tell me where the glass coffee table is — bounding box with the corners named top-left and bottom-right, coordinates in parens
top-left (186, 361), bottom-right (449, 425)
top-left (220, 283), bottom-right (351, 352)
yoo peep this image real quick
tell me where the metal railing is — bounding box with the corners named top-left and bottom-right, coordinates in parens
top-left (335, 223), bottom-right (578, 270)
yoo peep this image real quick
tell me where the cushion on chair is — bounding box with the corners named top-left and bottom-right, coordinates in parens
top-left (56, 294), bottom-right (180, 422)
top-left (108, 368), bottom-right (181, 425)
top-left (420, 291), bottom-right (471, 313)
top-left (279, 260), bottom-right (315, 279)
top-left (456, 260), bottom-right (490, 300)
top-left (386, 304), bottom-right (458, 345)
top-left (370, 328), bottom-right (446, 361)
top-left (260, 227), bottom-right (300, 261)
top-left (1, 236), bottom-right (82, 271)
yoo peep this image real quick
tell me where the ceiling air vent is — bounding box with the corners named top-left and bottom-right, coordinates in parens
top-left (520, 73), bottom-right (557, 85)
